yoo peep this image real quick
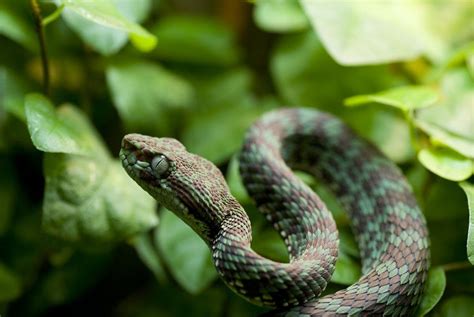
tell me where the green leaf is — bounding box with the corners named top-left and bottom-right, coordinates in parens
top-left (43, 154), bottom-right (158, 243)
top-left (344, 106), bottom-right (415, 163)
top-left (151, 15), bottom-right (240, 65)
top-left (270, 31), bottom-right (401, 112)
top-left (416, 119), bottom-right (474, 160)
top-left (131, 233), bottom-right (166, 283)
top-left (416, 69), bottom-right (474, 158)
top-left (58, 0), bottom-right (152, 55)
top-left (423, 179), bottom-right (468, 264)
top-left (25, 94), bottom-right (108, 156)
top-left (416, 267), bottom-right (446, 316)
top-left (423, 2), bottom-right (474, 63)
top-left (418, 147), bottom-right (472, 182)
top-left (253, 0), bottom-right (309, 33)
top-left (226, 155), bottom-right (251, 205)
top-left (345, 86), bottom-right (440, 112)
top-left (0, 2), bottom-right (36, 51)
top-left (435, 296), bottom-right (474, 317)
top-left (106, 59), bottom-right (194, 135)
top-left (428, 43), bottom-right (474, 80)
top-left (182, 100), bottom-right (264, 164)
top-left (331, 253), bottom-right (361, 285)
top-left (1, 67), bottom-right (32, 122)
top-left (468, 53), bottom-right (474, 77)
top-left (300, 0), bottom-right (428, 65)
top-left (60, 10), bottom-right (128, 56)
top-left (156, 209), bottom-right (217, 294)
top-left (186, 68), bottom-right (254, 110)
top-left (181, 68), bottom-right (265, 164)
top-left (296, 172), bottom-right (348, 224)
top-left (31, 101), bottom-right (159, 243)
top-left (338, 229), bottom-right (360, 259)
top-left (459, 182), bottom-right (474, 265)
top-left (406, 162), bottom-right (431, 208)
top-left (56, 0), bottom-right (157, 53)
top-left (252, 228), bottom-right (288, 263)
top-left (0, 262), bottom-right (21, 301)
top-left (113, 0), bottom-right (151, 23)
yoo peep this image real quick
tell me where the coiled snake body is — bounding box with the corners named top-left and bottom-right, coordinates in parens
top-left (120, 108), bottom-right (430, 316)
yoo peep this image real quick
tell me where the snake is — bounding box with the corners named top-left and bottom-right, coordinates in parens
top-left (120, 108), bottom-right (430, 316)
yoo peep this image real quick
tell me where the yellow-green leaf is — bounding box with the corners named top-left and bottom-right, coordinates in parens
top-left (459, 182), bottom-right (474, 265)
top-left (418, 147), bottom-right (472, 181)
top-left (416, 69), bottom-right (474, 158)
top-left (345, 86), bottom-right (440, 112)
top-left (106, 59), bottom-right (194, 135)
top-left (56, 0), bottom-right (157, 53)
top-left (253, 0), bottom-right (309, 33)
top-left (300, 0), bottom-right (429, 65)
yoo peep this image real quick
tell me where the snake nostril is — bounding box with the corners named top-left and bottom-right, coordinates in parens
top-left (127, 152), bottom-right (137, 165)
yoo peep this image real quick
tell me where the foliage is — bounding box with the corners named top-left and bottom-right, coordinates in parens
top-left (0, 0), bottom-right (472, 316)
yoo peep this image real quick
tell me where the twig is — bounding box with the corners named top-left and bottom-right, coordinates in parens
top-left (442, 261), bottom-right (472, 272)
top-left (30, 0), bottom-right (50, 96)
top-left (42, 4), bottom-right (64, 27)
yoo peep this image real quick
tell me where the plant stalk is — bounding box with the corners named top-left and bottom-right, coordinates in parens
top-left (30, 0), bottom-right (50, 96)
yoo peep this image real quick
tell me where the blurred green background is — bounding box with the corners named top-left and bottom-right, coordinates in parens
top-left (0, 0), bottom-right (473, 316)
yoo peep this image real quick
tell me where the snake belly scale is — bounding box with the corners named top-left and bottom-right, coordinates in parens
top-left (120, 108), bottom-right (430, 316)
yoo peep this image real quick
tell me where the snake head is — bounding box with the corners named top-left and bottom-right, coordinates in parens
top-left (120, 133), bottom-right (234, 243)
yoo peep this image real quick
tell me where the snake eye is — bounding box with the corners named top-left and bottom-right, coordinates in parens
top-left (151, 155), bottom-right (170, 177)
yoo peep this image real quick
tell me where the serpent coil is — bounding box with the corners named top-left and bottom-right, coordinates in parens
top-left (120, 108), bottom-right (430, 316)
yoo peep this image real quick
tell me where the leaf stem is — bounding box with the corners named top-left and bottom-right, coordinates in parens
top-left (42, 4), bottom-right (64, 27)
top-left (404, 109), bottom-right (421, 153)
top-left (30, 0), bottom-right (50, 96)
top-left (442, 261), bottom-right (472, 272)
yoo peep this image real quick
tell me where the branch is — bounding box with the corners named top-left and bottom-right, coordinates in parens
top-left (442, 261), bottom-right (472, 272)
top-left (30, 0), bottom-right (50, 96)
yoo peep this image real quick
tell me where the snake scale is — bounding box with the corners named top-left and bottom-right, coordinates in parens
top-left (120, 108), bottom-right (430, 316)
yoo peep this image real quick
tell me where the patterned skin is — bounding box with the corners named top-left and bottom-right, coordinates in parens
top-left (120, 108), bottom-right (430, 316)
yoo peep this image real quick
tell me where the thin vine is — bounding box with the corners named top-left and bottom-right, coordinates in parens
top-left (30, 0), bottom-right (50, 96)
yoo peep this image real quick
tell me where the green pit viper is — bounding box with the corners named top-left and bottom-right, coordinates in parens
top-left (120, 108), bottom-right (430, 316)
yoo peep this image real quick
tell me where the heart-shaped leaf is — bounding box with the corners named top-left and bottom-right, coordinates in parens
top-left (55, 0), bottom-right (156, 53)
top-left (25, 94), bottom-right (108, 157)
top-left (300, 0), bottom-right (429, 65)
top-left (418, 147), bottom-right (472, 182)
